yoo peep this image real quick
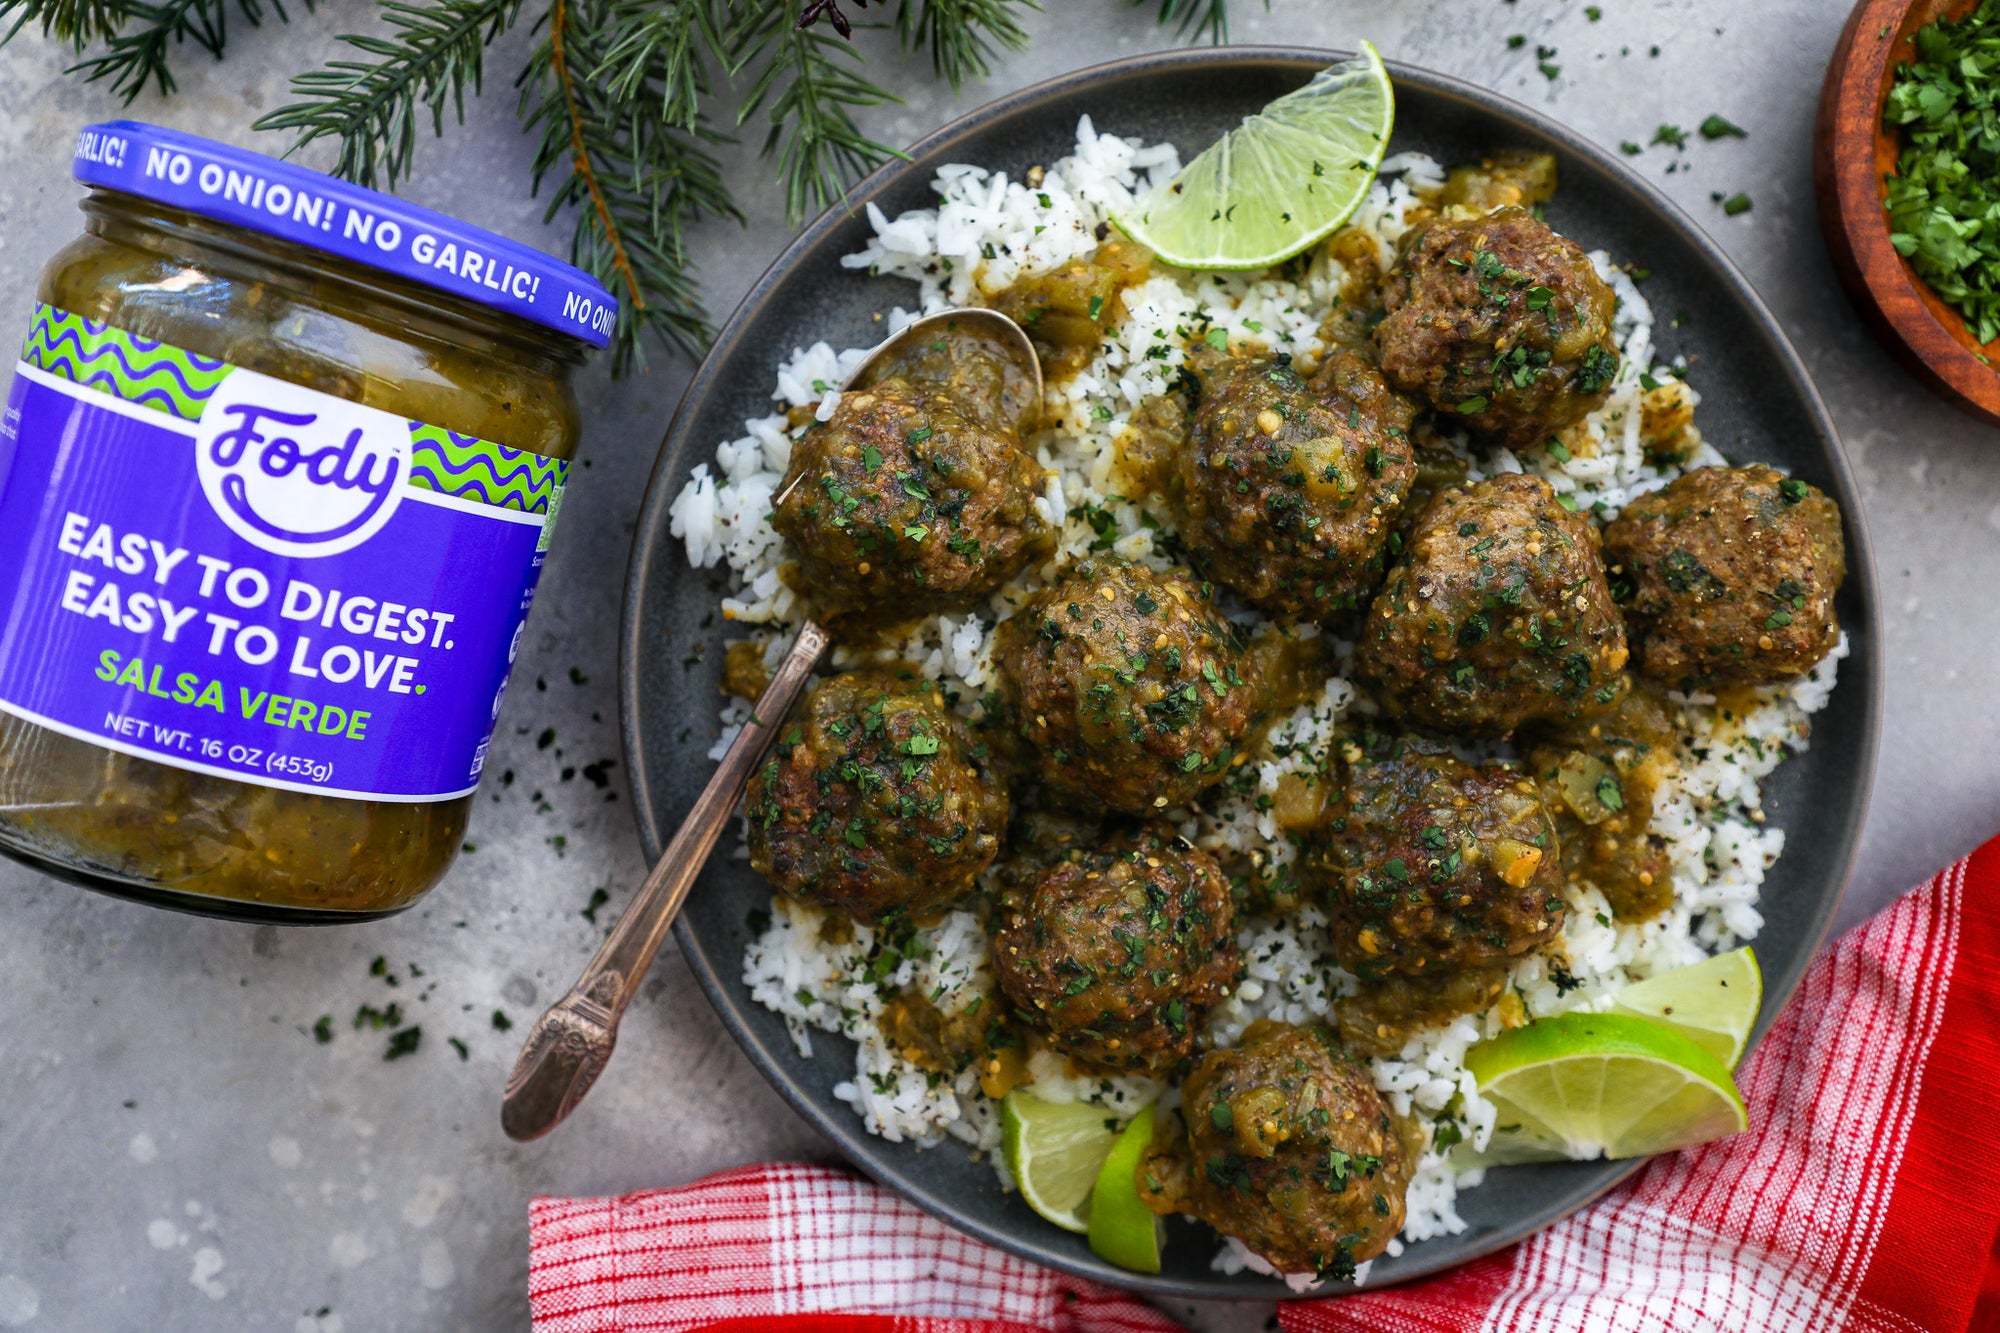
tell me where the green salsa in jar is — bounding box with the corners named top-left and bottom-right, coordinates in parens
top-left (0, 123), bottom-right (614, 920)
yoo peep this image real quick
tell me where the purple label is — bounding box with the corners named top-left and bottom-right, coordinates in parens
top-left (0, 324), bottom-right (564, 802)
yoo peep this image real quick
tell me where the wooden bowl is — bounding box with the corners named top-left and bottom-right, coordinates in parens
top-left (1817, 0), bottom-right (2000, 426)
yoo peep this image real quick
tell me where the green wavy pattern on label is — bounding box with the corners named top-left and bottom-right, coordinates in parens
top-left (406, 423), bottom-right (566, 515)
top-left (19, 303), bottom-right (564, 516)
top-left (21, 303), bottom-right (230, 421)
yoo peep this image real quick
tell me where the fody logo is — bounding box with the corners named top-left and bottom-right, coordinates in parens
top-left (194, 369), bottom-right (409, 558)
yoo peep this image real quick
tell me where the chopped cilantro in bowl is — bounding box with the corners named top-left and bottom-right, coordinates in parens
top-left (1883, 0), bottom-right (2000, 345)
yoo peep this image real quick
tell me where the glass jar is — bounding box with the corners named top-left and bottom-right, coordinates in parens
top-left (0, 122), bottom-right (615, 921)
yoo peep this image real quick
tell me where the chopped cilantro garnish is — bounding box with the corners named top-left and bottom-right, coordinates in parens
top-left (1885, 0), bottom-right (2000, 342)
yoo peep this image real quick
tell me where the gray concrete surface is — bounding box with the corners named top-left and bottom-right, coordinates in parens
top-left (0, 1), bottom-right (1985, 1329)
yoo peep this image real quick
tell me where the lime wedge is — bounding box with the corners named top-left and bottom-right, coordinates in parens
top-left (1088, 1106), bottom-right (1163, 1273)
top-left (1464, 1012), bottom-right (1747, 1164)
top-left (1116, 43), bottom-right (1395, 270)
top-left (1001, 1089), bottom-right (1119, 1233)
top-left (1612, 947), bottom-right (1762, 1070)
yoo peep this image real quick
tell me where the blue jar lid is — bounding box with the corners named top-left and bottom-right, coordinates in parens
top-left (72, 121), bottom-right (618, 349)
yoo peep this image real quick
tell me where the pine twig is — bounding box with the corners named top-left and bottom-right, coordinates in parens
top-left (519, 0), bottom-right (739, 371)
top-left (590, 0), bottom-right (723, 130)
top-left (7, 0), bottom-right (308, 102)
top-left (731, 0), bottom-right (900, 224)
top-left (0, 0), bottom-right (128, 51)
top-left (548, 0), bottom-right (639, 314)
top-left (895, 0), bottom-right (1034, 89)
top-left (253, 0), bottom-right (523, 189)
top-left (1131, 0), bottom-right (1240, 45)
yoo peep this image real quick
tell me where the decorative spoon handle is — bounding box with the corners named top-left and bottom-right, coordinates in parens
top-left (501, 618), bottom-right (832, 1141)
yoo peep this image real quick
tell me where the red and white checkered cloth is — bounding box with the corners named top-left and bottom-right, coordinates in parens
top-left (529, 837), bottom-right (2000, 1333)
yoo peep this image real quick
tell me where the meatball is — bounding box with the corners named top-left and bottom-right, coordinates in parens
top-left (1602, 465), bottom-right (1847, 689)
top-left (746, 667), bottom-right (1008, 924)
top-left (993, 559), bottom-right (1261, 813)
top-left (773, 376), bottom-right (1050, 625)
top-left (1356, 473), bottom-right (1630, 736)
top-left (1137, 1021), bottom-right (1416, 1278)
top-left (1312, 735), bottom-right (1567, 981)
top-left (1376, 206), bottom-right (1621, 449)
top-left (1177, 352), bottom-right (1419, 620)
top-left (991, 824), bottom-right (1238, 1075)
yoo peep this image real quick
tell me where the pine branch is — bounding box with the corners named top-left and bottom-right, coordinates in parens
top-left (589, 0), bottom-right (723, 129)
top-left (4, 0), bottom-right (307, 101)
top-left (894, 0), bottom-right (1033, 89)
top-left (730, 0), bottom-right (899, 223)
top-left (0, 0), bottom-right (128, 51)
top-left (1130, 0), bottom-right (1239, 44)
top-left (519, 0), bottom-right (739, 371)
top-left (253, 0), bottom-right (523, 189)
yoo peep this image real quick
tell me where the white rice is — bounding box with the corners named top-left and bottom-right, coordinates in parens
top-left (675, 118), bottom-right (1844, 1278)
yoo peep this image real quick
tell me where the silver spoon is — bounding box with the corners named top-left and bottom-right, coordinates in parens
top-left (502, 308), bottom-right (1041, 1142)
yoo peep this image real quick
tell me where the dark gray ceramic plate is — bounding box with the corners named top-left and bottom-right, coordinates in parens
top-left (620, 48), bottom-right (1880, 1299)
